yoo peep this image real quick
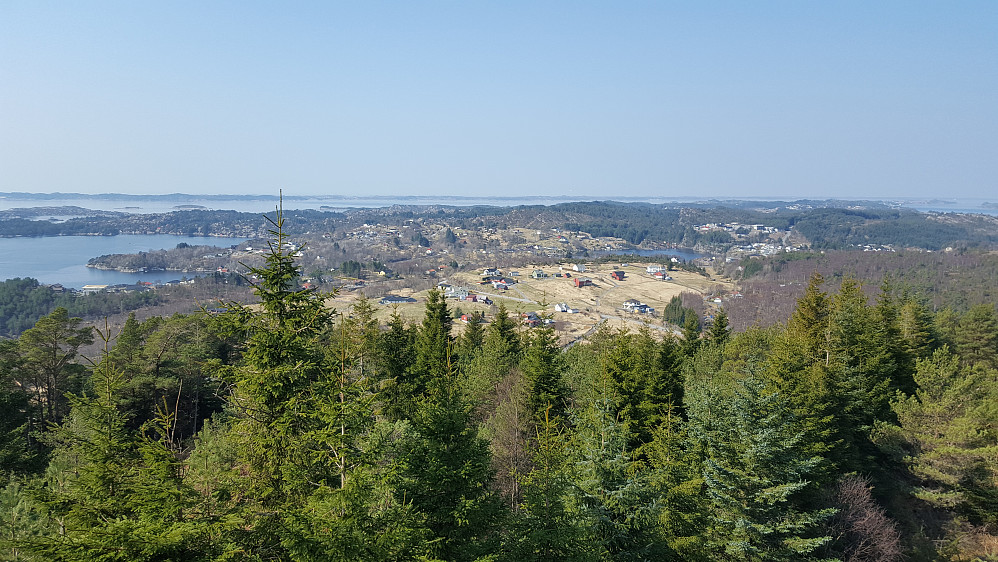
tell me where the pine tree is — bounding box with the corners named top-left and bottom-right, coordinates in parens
top-left (882, 347), bottom-right (998, 524)
top-left (17, 308), bottom-right (93, 425)
top-left (0, 340), bottom-right (38, 479)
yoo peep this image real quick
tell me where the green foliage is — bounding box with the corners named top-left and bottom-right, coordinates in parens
top-left (17, 307), bottom-right (93, 425)
top-left (2, 202), bottom-right (997, 559)
top-left (879, 347), bottom-right (998, 524)
top-left (662, 295), bottom-right (697, 328)
top-left (0, 278), bottom-right (159, 338)
top-left (708, 308), bottom-right (730, 346)
top-left (568, 374), bottom-right (668, 560)
top-left (375, 309), bottom-right (415, 421)
top-left (411, 289), bottom-right (452, 403)
top-left (510, 411), bottom-right (596, 560)
top-left (20, 327), bottom-right (217, 561)
top-left (521, 326), bottom-right (568, 424)
top-left (690, 376), bottom-right (834, 560)
top-left (397, 372), bottom-right (501, 561)
top-left (955, 304), bottom-right (998, 367)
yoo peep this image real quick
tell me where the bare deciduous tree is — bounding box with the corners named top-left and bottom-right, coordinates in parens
top-left (831, 475), bottom-right (903, 562)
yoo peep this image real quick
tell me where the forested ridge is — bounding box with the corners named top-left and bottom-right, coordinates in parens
top-left (3, 200), bottom-right (997, 252)
top-left (0, 278), bottom-right (160, 337)
top-left (1, 210), bottom-right (997, 561)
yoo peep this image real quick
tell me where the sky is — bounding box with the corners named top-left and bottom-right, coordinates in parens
top-left (1, 2), bottom-right (995, 200)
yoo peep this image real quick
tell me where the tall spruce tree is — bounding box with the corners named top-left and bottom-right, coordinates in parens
top-left (412, 289), bottom-right (452, 400)
top-left (521, 325), bottom-right (568, 424)
top-left (955, 304), bottom-right (998, 367)
top-left (488, 301), bottom-right (521, 360)
top-left (681, 313), bottom-right (702, 358)
top-left (708, 308), bottom-right (730, 346)
top-left (568, 343), bottom-right (668, 560)
top-left (510, 409), bottom-right (596, 560)
top-left (397, 358), bottom-right (501, 561)
top-left (691, 376), bottom-right (834, 560)
top-left (826, 277), bottom-right (894, 473)
top-left (200, 202), bottom-right (418, 558)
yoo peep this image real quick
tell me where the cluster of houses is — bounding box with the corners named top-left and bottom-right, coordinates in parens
top-left (725, 242), bottom-right (807, 260)
top-left (520, 311), bottom-right (554, 328)
top-left (622, 299), bottom-right (655, 315)
top-left (436, 283), bottom-right (494, 305)
top-left (695, 222), bottom-right (784, 235)
top-left (76, 279), bottom-right (194, 295)
top-left (481, 268), bottom-right (517, 290)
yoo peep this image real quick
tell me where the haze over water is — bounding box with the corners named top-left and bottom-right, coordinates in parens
top-left (1, 194), bottom-right (996, 216)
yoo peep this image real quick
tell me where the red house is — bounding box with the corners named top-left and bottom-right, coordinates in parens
top-left (610, 271), bottom-right (625, 281)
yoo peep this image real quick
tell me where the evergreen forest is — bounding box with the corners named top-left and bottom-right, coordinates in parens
top-left (2, 209), bottom-right (997, 561)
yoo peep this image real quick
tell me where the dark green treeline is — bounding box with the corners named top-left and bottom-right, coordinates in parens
top-left (1, 212), bottom-right (997, 561)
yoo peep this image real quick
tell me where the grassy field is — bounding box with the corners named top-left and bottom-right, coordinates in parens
top-left (327, 261), bottom-right (733, 346)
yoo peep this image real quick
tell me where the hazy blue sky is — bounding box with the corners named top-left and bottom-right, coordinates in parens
top-left (2, 2), bottom-right (995, 199)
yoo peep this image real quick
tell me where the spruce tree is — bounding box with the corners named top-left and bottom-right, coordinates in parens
top-left (708, 308), bottom-right (730, 346)
top-left (511, 409), bottom-right (596, 560)
top-left (568, 345), bottom-right (668, 560)
top-left (521, 325), bottom-right (568, 424)
top-left (955, 304), bottom-right (998, 367)
top-left (897, 296), bottom-right (935, 361)
top-left (412, 289), bottom-right (452, 399)
top-left (825, 277), bottom-right (894, 473)
top-left (25, 327), bottom-right (214, 561)
top-left (488, 301), bottom-right (521, 360)
top-left (692, 376), bottom-right (834, 560)
top-left (681, 313), bottom-right (702, 357)
top-left (375, 308), bottom-right (415, 420)
top-left (785, 272), bottom-right (830, 367)
top-left (397, 359), bottom-right (501, 561)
